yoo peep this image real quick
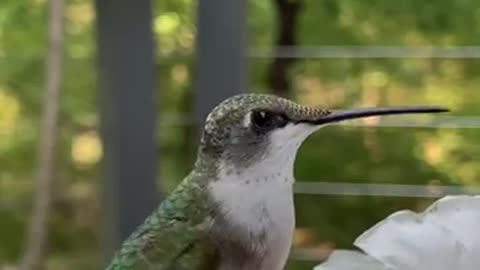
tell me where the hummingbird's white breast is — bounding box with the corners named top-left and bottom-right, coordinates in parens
top-left (209, 123), bottom-right (316, 270)
top-left (210, 174), bottom-right (294, 270)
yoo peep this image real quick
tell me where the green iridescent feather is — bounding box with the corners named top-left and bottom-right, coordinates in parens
top-left (105, 172), bottom-right (218, 270)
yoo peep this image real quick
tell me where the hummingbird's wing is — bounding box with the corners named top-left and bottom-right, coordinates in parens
top-left (106, 175), bottom-right (218, 270)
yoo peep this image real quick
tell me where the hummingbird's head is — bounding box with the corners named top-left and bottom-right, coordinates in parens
top-left (196, 94), bottom-right (447, 176)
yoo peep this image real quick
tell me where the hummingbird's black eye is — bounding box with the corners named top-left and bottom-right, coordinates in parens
top-left (251, 110), bottom-right (275, 131)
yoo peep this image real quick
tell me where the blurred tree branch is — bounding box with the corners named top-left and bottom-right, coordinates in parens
top-left (20, 0), bottom-right (64, 269)
top-left (268, 0), bottom-right (302, 97)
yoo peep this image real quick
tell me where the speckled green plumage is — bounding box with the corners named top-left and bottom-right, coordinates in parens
top-left (198, 94), bottom-right (330, 164)
top-left (105, 171), bottom-right (218, 270)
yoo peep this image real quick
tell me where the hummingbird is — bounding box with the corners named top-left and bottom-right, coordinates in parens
top-left (105, 93), bottom-right (448, 270)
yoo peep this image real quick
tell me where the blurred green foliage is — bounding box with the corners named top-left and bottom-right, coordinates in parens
top-left (0, 0), bottom-right (479, 269)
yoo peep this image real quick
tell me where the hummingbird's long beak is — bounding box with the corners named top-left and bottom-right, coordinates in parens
top-left (311, 106), bottom-right (449, 125)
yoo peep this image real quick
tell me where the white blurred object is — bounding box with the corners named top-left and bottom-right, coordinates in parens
top-left (313, 195), bottom-right (480, 270)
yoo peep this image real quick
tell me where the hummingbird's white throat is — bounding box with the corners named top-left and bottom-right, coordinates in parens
top-left (216, 122), bottom-right (317, 185)
top-left (209, 123), bottom-right (318, 270)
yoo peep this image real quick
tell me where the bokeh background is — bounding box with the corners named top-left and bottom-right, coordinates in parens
top-left (1, 0), bottom-right (480, 269)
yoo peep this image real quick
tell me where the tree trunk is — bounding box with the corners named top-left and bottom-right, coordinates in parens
top-left (20, 0), bottom-right (64, 269)
top-left (268, 0), bottom-right (302, 97)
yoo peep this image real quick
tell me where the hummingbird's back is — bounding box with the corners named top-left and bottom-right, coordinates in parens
top-left (105, 172), bottom-right (219, 270)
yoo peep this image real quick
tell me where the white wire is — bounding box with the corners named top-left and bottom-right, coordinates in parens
top-left (294, 182), bottom-right (480, 197)
top-left (250, 46), bottom-right (480, 59)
